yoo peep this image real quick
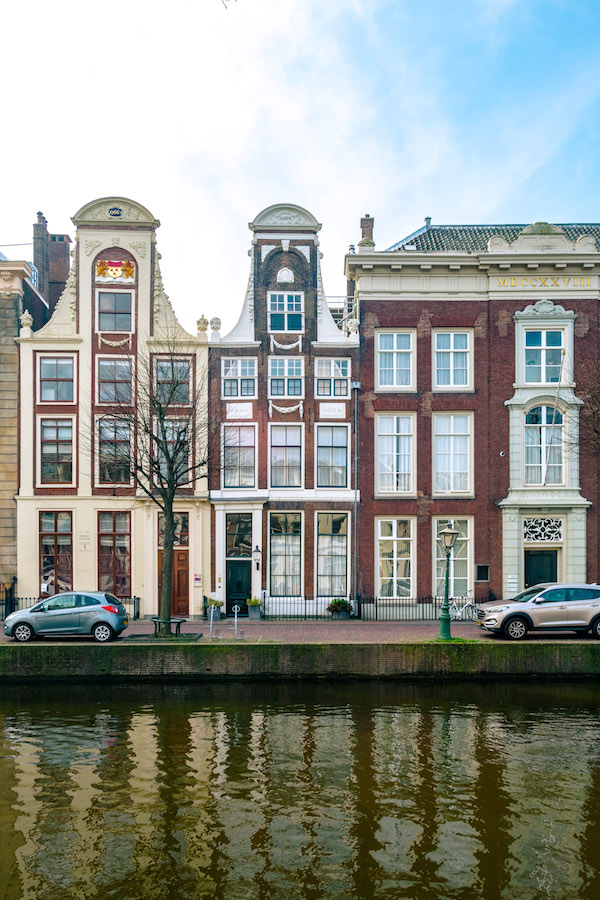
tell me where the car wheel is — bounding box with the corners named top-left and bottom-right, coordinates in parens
top-left (503, 617), bottom-right (528, 641)
top-left (13, 623), bottom-right (34, 643)
top-left (590, 617), bottom-right (600, 640)
top-left (92, 623), bottom-right (114, 643)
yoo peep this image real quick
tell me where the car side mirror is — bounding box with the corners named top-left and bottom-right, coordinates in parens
top-left (532, 598), bottom-right (544, 604)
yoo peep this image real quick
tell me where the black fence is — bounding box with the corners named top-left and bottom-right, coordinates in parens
top-left (0, 579), bottom-right (17, 620)
top-left (0, 593), bottom-right (141, 621)
top-left (257, 594), bottom-right (456, 621)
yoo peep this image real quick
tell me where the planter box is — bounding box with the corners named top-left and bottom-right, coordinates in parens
top-left (330, 611), bottom-right (350, 620)
top-left (248, 606), bottom-right (262, 621)
top-left (208, 607), bottom-right (221, 622)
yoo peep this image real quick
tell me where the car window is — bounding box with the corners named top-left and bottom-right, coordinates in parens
top-left (76, 595), bottom-right (101, 608)
top-left (515, 588), bottom-right (544, 603)
top-left (539, 588), bottom-right (568, 603)
top-left (46, 595), bottom-right (76, 611)
top-left (568, 588), bottom-right (600, 602)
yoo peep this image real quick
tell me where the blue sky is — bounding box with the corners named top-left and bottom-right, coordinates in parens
top-left (3, 0), bottom-right (600, 333)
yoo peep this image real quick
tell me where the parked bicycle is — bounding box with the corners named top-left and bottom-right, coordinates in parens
top-left (437, 594), bottom-right (478, 621)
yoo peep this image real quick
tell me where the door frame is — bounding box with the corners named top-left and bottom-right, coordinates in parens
top-left (226, 558), bottom-right (252, 616)
top-left (524, 547), bottom-right (559, 588)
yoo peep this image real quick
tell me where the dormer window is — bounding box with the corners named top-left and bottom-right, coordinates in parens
top-left (268, 292), bottom-right (304, 333)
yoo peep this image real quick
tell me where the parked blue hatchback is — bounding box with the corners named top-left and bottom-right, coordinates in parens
top-left (3, 592), bottom-right (128, 642)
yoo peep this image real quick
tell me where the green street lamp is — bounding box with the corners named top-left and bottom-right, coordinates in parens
top-left (439, 523), bottom-right (459, 641)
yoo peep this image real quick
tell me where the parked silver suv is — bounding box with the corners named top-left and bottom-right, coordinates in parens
top-left (477, 583), bottom-right (600, 640)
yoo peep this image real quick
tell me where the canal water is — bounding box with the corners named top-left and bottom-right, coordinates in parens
top-left (0, 682), bottom-right (599, 899)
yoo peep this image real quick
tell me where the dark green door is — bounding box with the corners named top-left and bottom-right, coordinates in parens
top-left (524, 549), bottom-right (557, 588)
top-left (226, 560), bottom-right (251, 615)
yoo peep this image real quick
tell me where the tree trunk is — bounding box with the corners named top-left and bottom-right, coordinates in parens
top-left (159, 503), bottom-right (175, 634)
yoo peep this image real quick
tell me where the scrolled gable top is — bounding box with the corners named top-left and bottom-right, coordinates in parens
top-left (72, 197), bottom-right (160, 229)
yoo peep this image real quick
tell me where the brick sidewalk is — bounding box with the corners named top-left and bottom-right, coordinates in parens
top-left (3, 616), bottom-right (595, 643)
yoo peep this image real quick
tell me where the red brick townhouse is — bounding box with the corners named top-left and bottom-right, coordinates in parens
top-left (346, 217), bottom-right (600, 604)
top-left (208, 204), bottom-right (360, 615)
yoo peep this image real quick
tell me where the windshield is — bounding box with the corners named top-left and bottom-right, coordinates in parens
top-left (511, 587), bottom-right (544, 603)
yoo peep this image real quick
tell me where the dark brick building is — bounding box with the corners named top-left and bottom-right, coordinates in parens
top-left (346, 217), bottom-right (600, 606)
top-left (208, 204), bottom-right (360, 614)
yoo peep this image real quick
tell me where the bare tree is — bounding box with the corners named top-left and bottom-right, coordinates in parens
top-left (90, 325), bottom-right (215, 633)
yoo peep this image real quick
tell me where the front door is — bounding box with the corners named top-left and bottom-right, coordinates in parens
top-left (524, 549), bottom-right (557, 588)
top-left (158, 549), bottom-right (189, 616)
top-left (226, 560), bottom-right (251, 616)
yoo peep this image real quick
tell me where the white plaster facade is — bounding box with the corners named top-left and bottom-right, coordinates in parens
top-left (15, 197), bottom-right (211, 615)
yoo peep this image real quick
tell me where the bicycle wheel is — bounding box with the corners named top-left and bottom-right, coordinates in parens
top-left (464, 602), bottom-right (477, 621)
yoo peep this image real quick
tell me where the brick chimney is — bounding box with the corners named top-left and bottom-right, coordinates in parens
top-left (358, 213), bottom-right (375, 250)
top-left (32, 212), bottom-right (71, 312)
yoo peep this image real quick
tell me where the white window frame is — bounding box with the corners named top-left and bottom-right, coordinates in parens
top-left (314, 509), bottom-right (351, 600)
top-left (154, 356), bottom-right (192, 406)
top-left (95, 287), bottom-right (135, 334)
top-left (522, 404), bottom-right (565, 487)
top-left (375, 329), bottom-right (416, 392)
top-left (522, 327), bottom-right (566, 386)
top-left (432, 412), bottom-right (474, 496)
top-left (268, 510), bottom-right (304, 598)
top-left (314, 358), bottom-right (351, 398)
top-left (95, 355), bottom-right (134, 405)
top-left (315, 423), bottom-right (350, 489)
top-left (221, 357), bottom-right (258, 400)
top-left (375, 413), bottom-right (416, 496)
top-left (432, 328), bottom-right (474, 392)
top-left (36, 414), bottom-right (76, 488)
top-left (268, 356), bottom-right (305, 400)
top-left (267, 291), bottom-right (305, 334)
top-left (375, 517), bottom-right (416, 600)
top-left (268, 422), bottom-right (304, 490)
top-left (37, 352), bottom-right (77, 405)
top-left (221, 423), bottom-right (258, 490)
top-left (432, 517), bottom-right (473, 599)
top-left (154, 417), bottom-right (191, 486)
top-left (94, 414), bottom-right (134, 487)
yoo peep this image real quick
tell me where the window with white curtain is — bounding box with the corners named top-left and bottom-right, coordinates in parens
top-left (317, 513), bottom-right (348, 596)
top-left (316, 426), bottom-right (348, 487)
top-left (377, 519), bottom-right (413, 598)
top-left (434, 518), bottom-right (470, 598)
top-left (269, 513), bottom-right (301, 596)
top-left (377, 415), bottom-right (413, 493)
top-left (223, 425), bottom-right (255, 487)
top-left (524, 406), bottom-right (563, 485)
top-left (433, 413), bottom-right (471, 493)
top-left (433, 331), bottom-right (471, 389)
top-left (376, 331), bottom-right (415, 390)
top-left (270, 425), bottom-right (302, 487)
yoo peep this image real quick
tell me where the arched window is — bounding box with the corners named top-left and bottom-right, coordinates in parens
top-left (524, 406), bottom-right (563, 485)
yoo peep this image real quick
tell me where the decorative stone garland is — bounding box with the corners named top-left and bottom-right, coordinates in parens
top-left (270, 335), bottom-right (302, 352)
top-left (268, 400), bottom-right (303, 418)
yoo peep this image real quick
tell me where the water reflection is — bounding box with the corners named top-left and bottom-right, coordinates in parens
top-left (0, 683), bottom-right (599, 899)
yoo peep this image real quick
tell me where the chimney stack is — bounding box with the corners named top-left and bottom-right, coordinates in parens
top-left (358, 213), bottom-right (375, 250)
top-left (32, 212), bottom-right (71, 312)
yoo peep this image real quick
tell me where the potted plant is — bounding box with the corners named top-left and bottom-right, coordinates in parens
top-left (327, 598), bottom-right (352, 620)
top-left (247, 597), bottom-right (262, 621)
top-left (207, 599), bottom-right (223, 622)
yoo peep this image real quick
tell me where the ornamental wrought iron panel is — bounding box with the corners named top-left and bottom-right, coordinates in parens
top-left (523, 517), bottom-right (563, 542)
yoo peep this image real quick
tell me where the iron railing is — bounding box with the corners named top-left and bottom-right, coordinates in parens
top-left (0, 594), bottom-right (141, 621)
top-left (0, 578), bottom-right (17, 620)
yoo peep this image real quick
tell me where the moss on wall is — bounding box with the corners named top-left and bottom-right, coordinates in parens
top-left (0, 641), bottom-right (599, 683)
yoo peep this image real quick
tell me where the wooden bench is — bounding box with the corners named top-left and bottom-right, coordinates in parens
top-left (150, 616), bottom-right (187, 636)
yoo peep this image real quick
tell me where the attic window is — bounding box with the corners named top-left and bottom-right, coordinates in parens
top-left (277, 267), bottom-right (294, 283)
top-left (404, 244), bottom-right (416, 250)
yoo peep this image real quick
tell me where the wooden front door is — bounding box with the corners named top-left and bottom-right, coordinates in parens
top-left (226, 560), bottom-right (251, 616)
top-left (524, 549), bottom-right (557, 588)
top-left (158, 549), bottom-right (189, 616)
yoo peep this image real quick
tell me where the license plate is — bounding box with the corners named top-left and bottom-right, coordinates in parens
top-left (123, 619), bottom-right (128, 626)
